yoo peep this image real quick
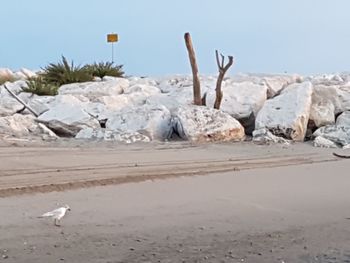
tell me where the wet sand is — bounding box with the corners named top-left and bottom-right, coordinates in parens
top-left (0, 142), bottom-right (350, 262)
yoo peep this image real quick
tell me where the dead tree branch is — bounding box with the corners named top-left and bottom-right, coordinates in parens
top-left (3, 84), bottom-right (39, 117)
top-left (184, 32), bottom-right (202, 106)
top-left (214, 50), bottom-right (234, 110)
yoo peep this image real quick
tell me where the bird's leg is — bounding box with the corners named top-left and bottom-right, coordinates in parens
top-left (54, 219), bottom-right (61, 227)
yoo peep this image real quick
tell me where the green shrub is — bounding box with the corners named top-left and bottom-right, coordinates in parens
top-left (41, 56), bottom-right (93, 86)
top-left (23, 76), bottom-right (59, 96)
top-left (85, 61), bottom-right (124, 78)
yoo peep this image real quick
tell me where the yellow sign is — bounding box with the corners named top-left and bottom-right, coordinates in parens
top-left (107, 34), bottom-right (118, 43)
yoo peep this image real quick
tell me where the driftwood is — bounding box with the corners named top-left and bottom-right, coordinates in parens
top-left (3, 84), bottom-right (58, 137)
top-left (214, 50), bottom-right (234, 110)
top-left (3, 84), bottom-right (39, 117)
top-left (333, 152), bottom-right (350, 159)
top-left (184, 32), bottom-right (202, 106)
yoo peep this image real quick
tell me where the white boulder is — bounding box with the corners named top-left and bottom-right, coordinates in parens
top-left (313, 136), bottom-right (338, 148)
top-left (252, 128), bottom-right (290, 145)
top-left (0, 114), bottom-right (57, 140)
top-left (76, 127), bottom-right (151, 143)
top-left (172, 105), bottom-right (245, 142)
top-left (255, 82), bottom-right (313, 141)
top-left (313, 125), bottom-right (350, 147)
top-left (336, 111), bottom-right (350, 127)
top-left (106, 105), bottom-right (172, 140)
top-left (0, 96), bottom-right (23, 116)
top-left (123, 84), bottom-right (160, 96)
top-left (37, 100), bottom-right (100, 136)
top-left (205, 81), bottom-right (267, 120)
top-left (58, 78), bottom-right (129, 99)
top-left (261, 74), bottom-right (302, 98)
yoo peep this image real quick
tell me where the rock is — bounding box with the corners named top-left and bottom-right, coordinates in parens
top-left (313, 125), bottom-right (350, 147)
top-left (252, 128), bottom-right (290, 145)
top-left (0, 96), bottom-right (23, 116)
top-left (336, 111), bottom-right (350, 127)
top-left (123, 84), bottom-right (160, 96)
top-left (128, 77), bottom-right (158, 87)
top-left (255, 82), bottom-right (313, 141)
top-left (37, 100), bottom-right (100, 136)
top-left (309, 74), bottom-right (347, 86)
top-left (206, 81), bottom-right (267, 119)
top-left (106, 105), bottom-right (172, 140)
top-left (0, 114), bottom-right (57, 140)
top-left (75, 127), bottom-right (105, 140)
top-left (309, 84), bottom-right (350, 127)
top-left (343, 144), bottom-right (350, 149)
top-left (313, 136), bottom-right (338, 148)
top-left (24, 95), bottom-right (55, 116)
top-left (0, 80), bottom-right (27, 96)
top-left (261, 74), bottom-right (302, 98)
top-left (76, 128), bottom-right (151, 143)
top-left (58, 78), bottom-right (129, 99)
top-left (172, 105), bottom-right (245, 142)
top-left (157, 75), bottom-right (194, 94)
top-left (309, 85), bottom-right (339, 127)
top-left (96, 95), bottom-right (132, 112)
top-left (205, 81), bottom-right (267, 133)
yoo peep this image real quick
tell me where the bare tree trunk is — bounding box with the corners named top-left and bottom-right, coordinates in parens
top-left (184, 32), bottom-right (202, 106)
top-left (214, 50), bottom-right (234, 110)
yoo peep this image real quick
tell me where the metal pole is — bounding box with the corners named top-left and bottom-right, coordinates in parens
top-left (112, 42), bottom-right (114, 63)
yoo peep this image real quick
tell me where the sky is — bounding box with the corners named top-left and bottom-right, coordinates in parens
top-left (1, 0), bottom-right (350, 76)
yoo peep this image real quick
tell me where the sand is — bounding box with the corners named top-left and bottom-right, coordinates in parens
top-left (0, 142), bottom-right (350, 262)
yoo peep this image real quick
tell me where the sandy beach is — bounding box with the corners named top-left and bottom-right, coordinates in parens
top-left (1, 142), bottom-right (350, 262)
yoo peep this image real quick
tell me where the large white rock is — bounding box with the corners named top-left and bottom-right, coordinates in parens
top-left (123, 84), bottom-right (160, 96)
top-left (313, 125), bottom-right (350, 147)
top-left (58, 78), bottom-right (129, 99)
top-left (37, 100), bottom-right (100, 136)
top-left (128, 77), bottom-right (158, 87)
top-left (228, 73), bottom-right (302, 98)
top-left (309, 85), bottom-right (339, 127)
top-left (309, 84), bottom-right (350, 127)
top-left (106, 105), bottom-right (172, 140)
top-left (336, 111), bottom-right (350, 127)
top-left (76, 127), bottom-right (151, 143)
top-left (0, 96), bottom-right (23, 116)
top-left (0, 114), bottom-right (57, 140)
top-left (95, 95), bottom-right (132, 112)
top-left (0, 80), bottom-right (27, 96)
top-left (313, 136), bottom-right (338, 148)
top-left (205, 81), bottom-right (267, 120)
top-left (172, 105), bottom-right (245, 142)
top-left (24, 95), bottom-right (55, 116)
top-left (252, 128), bottom-right (290, 145)
top-left (261, 74), bottom-right (302, 98)
top-left (255, 81), bottom-right (313, 141)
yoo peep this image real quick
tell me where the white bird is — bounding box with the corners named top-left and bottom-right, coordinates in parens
top-left (39, 205), bottom-right (71, 226)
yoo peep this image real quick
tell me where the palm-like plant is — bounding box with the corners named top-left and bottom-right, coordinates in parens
top-left (41, 56), bottom-right (93, 86)
top-left (85, 61), bottom-right (124, 78)
top-left (23, 76), bottom-right (58, 96)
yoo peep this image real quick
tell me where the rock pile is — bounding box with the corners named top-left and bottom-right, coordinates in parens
top-left (1, 68), bottom-right (350, 147)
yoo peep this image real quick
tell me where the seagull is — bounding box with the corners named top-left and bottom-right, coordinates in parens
top-left (39, 205), bottom-right (71, 226)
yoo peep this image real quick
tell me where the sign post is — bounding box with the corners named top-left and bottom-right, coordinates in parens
top-left (107, 33), bottom-right (119, 63)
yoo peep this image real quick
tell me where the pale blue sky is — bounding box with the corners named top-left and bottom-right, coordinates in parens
top-left (1, 0), bottom-right (349, 76)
